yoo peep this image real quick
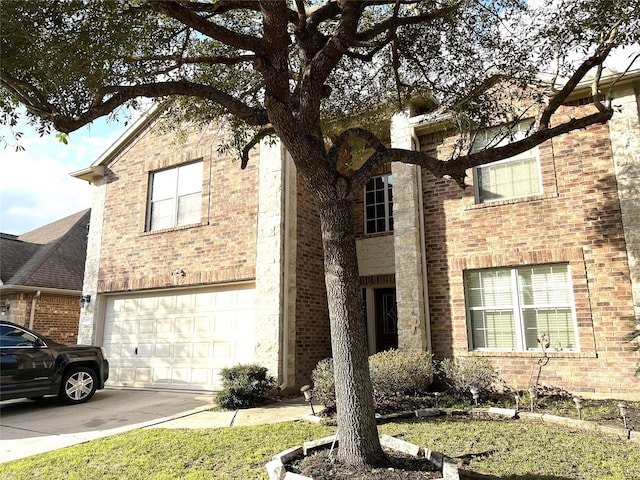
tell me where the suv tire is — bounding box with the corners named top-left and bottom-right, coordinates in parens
top-left (59, 366), bottom-right (98, 404)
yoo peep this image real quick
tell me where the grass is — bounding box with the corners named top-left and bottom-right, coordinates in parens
top-left (1, 417), bottom-right (639, 480)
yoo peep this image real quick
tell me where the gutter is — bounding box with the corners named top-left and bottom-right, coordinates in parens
top-left (28, 290), bottom-right (41, 330)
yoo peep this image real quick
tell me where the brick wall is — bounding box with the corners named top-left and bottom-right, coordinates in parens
top-left (1, 293), bottom-right (79, 343)
top-left (294, 176), bottom-right (332, 385)
top-left (31, 294), bottom-right (80, 344)
top-left (97, 121), bottom-right (259, 293)
top-left (419, 103), bottom-right (640, 398)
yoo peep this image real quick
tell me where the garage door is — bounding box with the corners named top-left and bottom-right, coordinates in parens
top-left (103, 285), bottom-right (255, 391)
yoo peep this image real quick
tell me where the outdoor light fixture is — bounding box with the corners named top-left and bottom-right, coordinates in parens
top-left (433, 391), bottom-right (441, 409)
top-left (573, 397), bottom-right (584, 421)
top-left (514, 392), bottom-right (521, 412)
top-left (300, 384), bottom-right (316, 415)
top-left (618, 402), bottom-right (629, 429)
top-left (79, 294), bottom-right (91, 308)
top-left (0, 302), bottom-right (9, 314)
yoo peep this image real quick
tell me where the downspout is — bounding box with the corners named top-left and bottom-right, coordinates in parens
top-left (29, 290), bottom-right (41, 330)
top-left (411, 131), bottom-right (433, 353)
top-left (279, 147), bottom-right (291, 389)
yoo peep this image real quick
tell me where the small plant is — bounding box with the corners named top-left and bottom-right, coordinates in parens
top-left (439, 355), bottom-right (499, 400)
top-left (369, 349), bottom-right (434, 410)
top-left (310, 358), bottom-right (336, 411)
top-left (215, 364), bottom-right (277, 410)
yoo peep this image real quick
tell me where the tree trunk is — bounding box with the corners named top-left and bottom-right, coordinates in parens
top-left (318, 196), bottom-right (386, 468)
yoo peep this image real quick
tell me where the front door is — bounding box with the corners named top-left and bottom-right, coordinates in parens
top-left (374, 288), bottom-right (398, 352)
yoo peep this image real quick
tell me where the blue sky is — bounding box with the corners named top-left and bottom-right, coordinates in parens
top-left (0, 113), bottom-right (130, 235)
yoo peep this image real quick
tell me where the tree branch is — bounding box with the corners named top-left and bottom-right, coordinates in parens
top-left (148, 1), bottom-right (265, 54)
top-left (1, 78), bottom-right (270, 133)
top-left (540, 37), bottom-right (617, 129)
top-left (240, 126), bottom-right (275, 169)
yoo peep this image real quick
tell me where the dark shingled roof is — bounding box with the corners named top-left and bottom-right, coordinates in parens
top-left (0, 210), bottom-right (90, 291)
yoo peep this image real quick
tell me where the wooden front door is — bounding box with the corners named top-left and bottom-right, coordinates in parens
top-left (374, 288), bottom-right (398, 352)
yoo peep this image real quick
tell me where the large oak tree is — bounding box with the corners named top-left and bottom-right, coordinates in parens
top-left (2, 0), bottom-right (638, 468)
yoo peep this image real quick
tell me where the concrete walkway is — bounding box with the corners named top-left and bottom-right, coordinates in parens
top-left (1, 396), bottom-right (316, 463)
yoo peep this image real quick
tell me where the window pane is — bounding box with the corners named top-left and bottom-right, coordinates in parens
top-left (478, 157), bottom-right (539, 202)
top-left (177, 192), bottom-right (201, 226)
top-left (364, 174), bottom-right (393, 234)
top-left (519, 264), bottom-right (571, 305)
top-left (466, 269), bottom-right (512, 307)
top-left (150, 198), bottom-right (175, 230)
top-left (177, 162), bottom-right (203, 195)
top-left (523, 308), bottom-right (575, 349)
top-left (151, 169), bottom-right (177, 201)
top-left (148, 161), bottom-right (203, 231)
top-left (471, 310), bottom-right (516, 349)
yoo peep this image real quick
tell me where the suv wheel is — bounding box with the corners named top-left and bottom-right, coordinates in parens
top-left (59, 366), bottom-right (98, 404)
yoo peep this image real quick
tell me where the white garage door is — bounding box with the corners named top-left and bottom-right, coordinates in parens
top-left (103, 285), bottom-right (255, 391)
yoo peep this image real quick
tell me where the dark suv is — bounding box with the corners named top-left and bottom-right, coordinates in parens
top-left (0, 321), bottom-right (109, 404)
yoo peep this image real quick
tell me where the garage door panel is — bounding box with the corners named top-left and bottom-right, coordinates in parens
top-left (104, 285), bottom-right (256, 391)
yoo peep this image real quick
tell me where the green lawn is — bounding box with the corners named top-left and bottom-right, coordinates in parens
top-left (1, 419), bottom-right (638, 480)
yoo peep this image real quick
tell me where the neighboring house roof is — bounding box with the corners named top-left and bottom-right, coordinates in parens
top-left (0, 209), bottom-right (90, 293)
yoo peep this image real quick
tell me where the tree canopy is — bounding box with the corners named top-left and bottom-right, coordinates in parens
top-left (2, 0), bottom-right (639, 469)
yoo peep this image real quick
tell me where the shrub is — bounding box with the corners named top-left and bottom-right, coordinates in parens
top-left (310, 358), bottom-right (336, 411)
top-left (439, 355), bottom-right (498, 397)
top-left (310, 350), bottom-right (434, 412)
top-left (369, 349), bottom-right (434, 409)
top-left (215, 364), bottom-right (277, 410)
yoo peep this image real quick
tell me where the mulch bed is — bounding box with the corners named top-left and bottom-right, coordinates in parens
top-left (292, 448), bottom-right (443, 479)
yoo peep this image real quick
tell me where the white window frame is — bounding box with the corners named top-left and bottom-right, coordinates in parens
top-left (465, 264), bottom-right (579, 352)
top-left (146, 160), bottom-right (203, 232)
top-left (364, 174), bottom-right (393, 234)
top-left (472, 121), bottom-right (543, 204)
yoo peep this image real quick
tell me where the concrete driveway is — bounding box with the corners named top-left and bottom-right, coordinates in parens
top-left (0, 388), bottom-right (215, 463)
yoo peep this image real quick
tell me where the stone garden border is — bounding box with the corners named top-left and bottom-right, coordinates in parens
top-left (266, 406), bottom-right (638, 480)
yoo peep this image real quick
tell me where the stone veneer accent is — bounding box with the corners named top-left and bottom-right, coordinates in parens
top-left (390, 112), bottom-right (431, 351)
top-left (608, 80), bottom-right (640, 321)
top-left (77, 175), bottom-right (107, 345)
top-left (254, 139), bottom-right (298, 388)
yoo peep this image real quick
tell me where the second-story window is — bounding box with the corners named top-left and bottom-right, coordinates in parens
top-left (147, 161), bottom-right (203, 231)
top-left (472, 121), bottom-right (542, 203)
top-left (365, 174), bottom-right (393, 234)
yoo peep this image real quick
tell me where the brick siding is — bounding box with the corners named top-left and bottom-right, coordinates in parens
top-left (97, 121), bottom-right (259, 293)
top-left (419, 103), bottom-right (640, 397)
top-left (294, 177), bottom-right (332, 385)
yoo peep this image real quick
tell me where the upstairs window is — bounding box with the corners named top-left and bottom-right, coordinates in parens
top-left (465, 264), bottom-right (577, 351)
top-left (365, 174), bottom-right (393, 234)
top-left (147, 161), bottom-right (203, 231)
top-left (473, 121), bottom-right (541, 203)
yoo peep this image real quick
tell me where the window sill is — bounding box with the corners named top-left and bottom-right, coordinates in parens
top-left (363, 231), bottom-right (394, 239)
top-left (466, 192), bottom-right (558, 211)
top-left (142, 221), bottom-right (208, 236)
top-left (466, 350), bottom-right (596, 359)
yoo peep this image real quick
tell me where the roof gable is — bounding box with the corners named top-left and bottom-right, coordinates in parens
top-left (0, 209), bottom-right (90, 291)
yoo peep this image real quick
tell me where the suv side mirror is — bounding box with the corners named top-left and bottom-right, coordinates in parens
top-left (34, 338), bottom-right (46, 348)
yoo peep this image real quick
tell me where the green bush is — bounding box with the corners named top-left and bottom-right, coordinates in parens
top-left (215, 364), bottom-right (277, 410)
top-left (369, 349), bottom-right (434, 410)
top-left (310, 350), bottom-right (434, 413)
top-left (439, 355), bottom-right (498, 396)
top-left (310, 358), bottom-right (336, 411)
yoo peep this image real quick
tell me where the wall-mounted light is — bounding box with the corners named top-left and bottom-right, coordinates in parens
top-left (79, 294), bottom-right (91, 308)
top-left (172, 268), bottom-right (186, 277)
top-left (0, 302), bottom-right (9, 314)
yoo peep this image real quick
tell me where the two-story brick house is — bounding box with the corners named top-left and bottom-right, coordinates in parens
top-left (74, 72), bottom-right (640, 398)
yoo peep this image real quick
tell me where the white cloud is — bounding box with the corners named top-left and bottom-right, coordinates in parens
top-left (0, 118), bottom-right (127, 235)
